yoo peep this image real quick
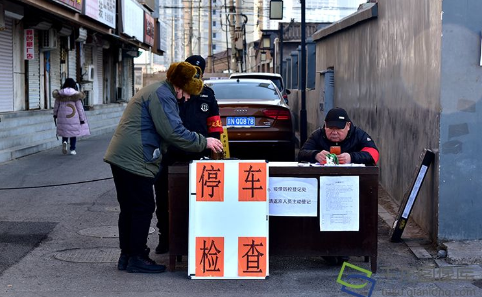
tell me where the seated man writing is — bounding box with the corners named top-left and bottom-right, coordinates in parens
top-left (298, 107), bottom-right (379, 166)
top-left (298, 107), bottom-right (379, 266)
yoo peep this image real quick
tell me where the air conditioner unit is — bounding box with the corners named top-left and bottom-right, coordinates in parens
top-left (84, 64), bottom-right (95, 81)
top-left (40, 28), bottom-right (57, 50)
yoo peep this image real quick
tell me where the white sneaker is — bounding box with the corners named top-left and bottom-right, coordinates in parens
top-left (70, 150), bottom-right (77, 155)
top-left (62, 142), bottom-right (68, 154)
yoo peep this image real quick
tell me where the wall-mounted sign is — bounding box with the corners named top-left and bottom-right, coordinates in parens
top-left (144, 12), bottom-right (154, 46)
top-left (83, 0), bottom-right (116, 29)
top-left (24, 29), bottom-right (35, 60)
top-left (121, 0), bottom-right (143, 41)
top-left (50, 0), bottom-right (82, 12)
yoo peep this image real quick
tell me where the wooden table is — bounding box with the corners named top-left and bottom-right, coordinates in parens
top-left (168, 164), bottom-right (379, 272)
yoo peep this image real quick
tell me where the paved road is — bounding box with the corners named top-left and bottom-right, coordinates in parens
top-left (0, 133), bottom-right (480, 297)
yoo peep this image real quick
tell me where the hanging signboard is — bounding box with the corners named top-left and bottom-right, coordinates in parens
top-left (188, 160), bottom-right (269, 279)
top-left (83, 0), bottom-right (116, 29)
top-left (268, 177), bottom-right (317, 217)
top-left (121, 0), bottom-right (143, 40)
top-left (24, 29), bottom-right (34, 60)
top-left (144, 12), bottom-right (154, 46)
top-left (50, 0), bottom-right (82, 12)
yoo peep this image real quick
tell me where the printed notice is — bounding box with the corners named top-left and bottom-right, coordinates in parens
top-left (269, 177), bottom-right (317, 217)
top-left (319, 176), bottom-right (359, 231)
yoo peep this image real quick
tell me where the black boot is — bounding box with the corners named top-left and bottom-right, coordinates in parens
top-left (155, 234), bottom-right (169, 254)
top-left (117, 253), bottom-right (129, 271)
top-left (126, 254), bottom-right (166, 273)
top-left (118, 247), bottom-right (150, 271)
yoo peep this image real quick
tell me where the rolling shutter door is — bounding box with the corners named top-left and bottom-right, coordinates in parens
top-left (28, 30), bottom-right (41, 110)
top-left (95, 47), bottom-right (103, 104)
top-left (126, 58), bottom-right (133, 100)
top-left (0, 17), bottom-right (14, 112)
top-left (68, 48), bottom-right (77, 81)
top-left (49, 47), bottom-right (61, 108)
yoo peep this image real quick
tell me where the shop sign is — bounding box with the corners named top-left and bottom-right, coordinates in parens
top-left (83, 0), bottom-right (116, 28)
top-left (50, 0), bottom-right (82, 12)
top-left (24, 29), bottom-right (34, 60)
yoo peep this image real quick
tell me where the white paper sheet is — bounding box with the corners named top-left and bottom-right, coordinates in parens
top-left (319, 176), bottom-right (359, 231)
top-left (268, 177), bottom-right (317, 217)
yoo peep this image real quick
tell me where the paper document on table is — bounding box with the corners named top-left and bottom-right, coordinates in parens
top-left (319, 176), bottom-right (359, 231)
top-left (318, 163), bottom-right (365, 167)
top-left (268, 177), bottom-right (317, 217)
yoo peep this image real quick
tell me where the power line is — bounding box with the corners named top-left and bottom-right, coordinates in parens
top-left (0, 177), bottom-right (113, 191)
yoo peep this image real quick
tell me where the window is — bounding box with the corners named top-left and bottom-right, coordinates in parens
top-left (213, 9), bottom-right (216, 15)
top-left (213, 21), bottom-right (216, 27)
top-left (213, 32), bottom-right (217, 38)
top-left (212, 44), bottom-right (216, 50)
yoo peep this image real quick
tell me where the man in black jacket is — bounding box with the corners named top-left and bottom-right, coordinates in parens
top-left (298, 107), bottom-right (379, 166)
top-left (154, 55), bottom-right (223, 254)
top-left (298, 107), bottom-right (378, 266)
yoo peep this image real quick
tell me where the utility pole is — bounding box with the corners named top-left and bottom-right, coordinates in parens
top-left (171, 18), bottom-right (175, 63)
top-left (188, 0), bottom-right (193, 56)
top-left (224, 0), bottom-right (230, 73)
top-left (198, 0), bottom-right (201, 54)
top-left (229, 0), bottom-right (236, 72)
top-left (235, 0), bottom-right (242, 72)
top-left (300, 0), bottom-right (307, 145)
top-left (207, 0), bottom-right (213, 72)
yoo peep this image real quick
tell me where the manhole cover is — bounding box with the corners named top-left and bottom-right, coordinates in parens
top-left (54, 247), bottom-right (120, 263)
top-left (78, 226), bottom-right (156, 238)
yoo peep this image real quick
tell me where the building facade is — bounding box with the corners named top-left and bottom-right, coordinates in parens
top-left (0, 0), bottom-right (163, 163)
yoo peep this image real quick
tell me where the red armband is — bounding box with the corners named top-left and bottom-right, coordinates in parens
top-left (361, 147), bottom-right (379, 164)
top-left (207, 115), bottom-right (223, 133)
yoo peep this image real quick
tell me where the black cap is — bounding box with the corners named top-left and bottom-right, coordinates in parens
top-left (325, 107), bottom-right (351, 129)
top-left (185, 55), bottom-right (206, 74)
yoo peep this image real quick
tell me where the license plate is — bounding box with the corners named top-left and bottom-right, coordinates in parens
top-left (226, 117), bottom-right (255, 126)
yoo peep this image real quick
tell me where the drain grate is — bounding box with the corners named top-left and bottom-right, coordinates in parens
top-left (78, 226), bottom-right (155, 238)
top-left (54, 247), bottom-right (121, 263)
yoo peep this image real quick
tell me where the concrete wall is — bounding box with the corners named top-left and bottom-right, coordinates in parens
top-left (290, 0), bottom-right (443, 239)
top-left (438, 0), bottom-right (482, 240)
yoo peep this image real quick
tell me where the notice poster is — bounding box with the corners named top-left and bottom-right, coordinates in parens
top-left (319, 176), bottom-right (359, 231)
top-left (268, 177), bottom-right (317, 217)
top-left (188, 160), bottom-right (269, 279)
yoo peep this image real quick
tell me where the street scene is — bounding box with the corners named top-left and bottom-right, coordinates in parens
top-left (0, 133), bottom-right (481, 297)
top-left (1, 0), bottom-right (482, 296)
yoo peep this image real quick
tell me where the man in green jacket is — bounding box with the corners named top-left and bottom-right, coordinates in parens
top-left (104, 61), bottom-right (223, 274)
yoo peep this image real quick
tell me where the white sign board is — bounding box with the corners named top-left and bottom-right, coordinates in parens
top-left (188, 160), bottom-right (269, 279)
top-left (319, 176), bottom-right (359, 231)
top-left (121, 0), bottom-right (144, 40)
top-left (84, 0), bottom-right (116, 28)
top-left (268, 177), bottom-right (317, 217)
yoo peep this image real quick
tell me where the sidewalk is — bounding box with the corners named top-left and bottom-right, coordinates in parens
top-left (0, 132), bottom-right (481, 297)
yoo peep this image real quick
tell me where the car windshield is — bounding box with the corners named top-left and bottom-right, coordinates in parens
top-left (207, 81), bottom-right (281, 100)
top-left (231, 75), bottom-right (283, 91)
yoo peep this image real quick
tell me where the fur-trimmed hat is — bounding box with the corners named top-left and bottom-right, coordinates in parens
top-left (166, 62), bottom-right (203, 95)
